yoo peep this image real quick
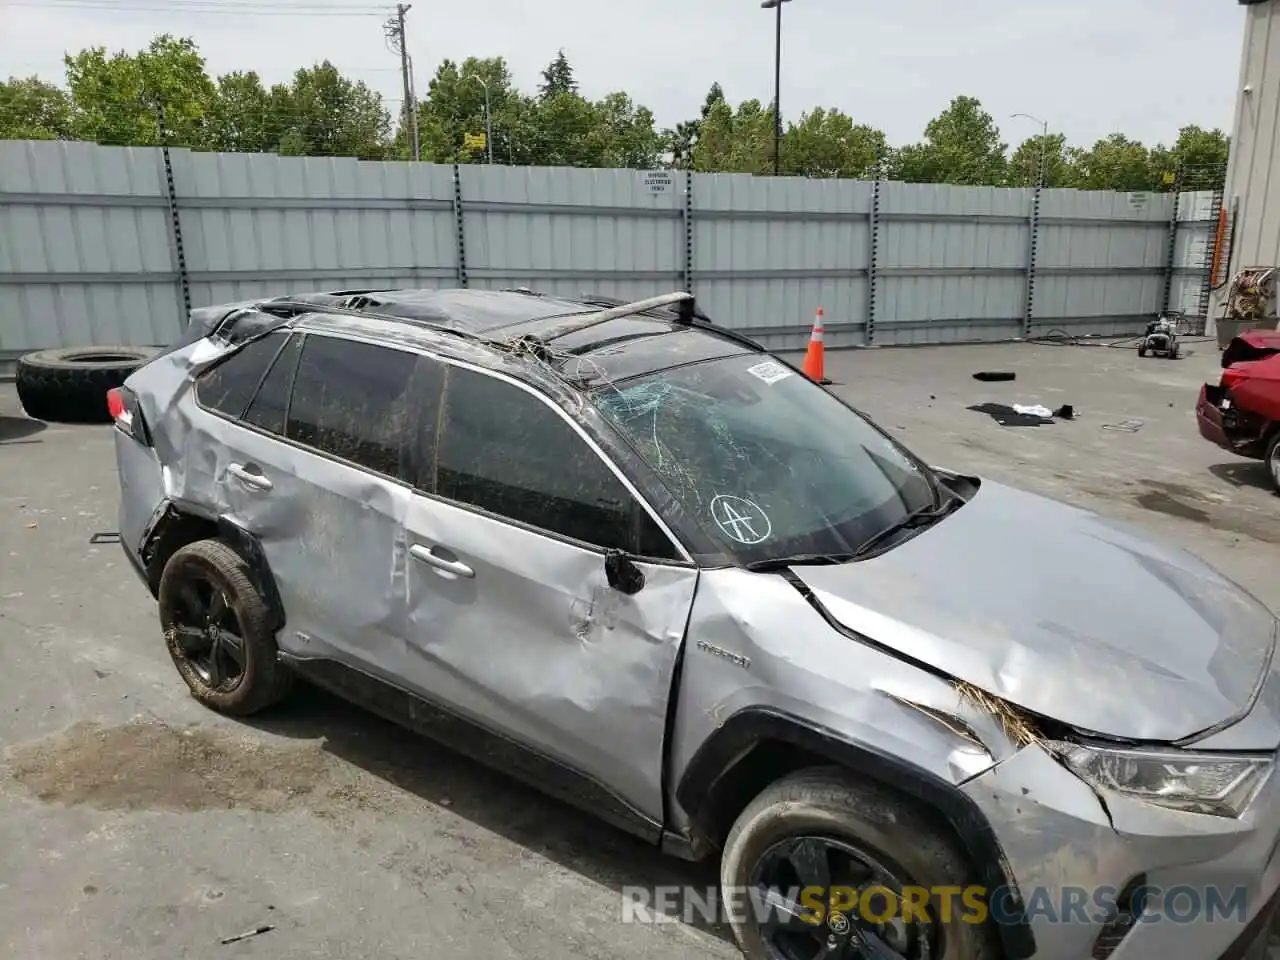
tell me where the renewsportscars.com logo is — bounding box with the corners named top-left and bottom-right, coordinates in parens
top-left (620, 884), bottom-right (1251, 927)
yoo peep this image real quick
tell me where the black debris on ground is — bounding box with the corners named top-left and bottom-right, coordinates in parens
top-left (973, 371), bottom-right (1016, 382)
top-left (967, 403), bottom-right (1052, 427)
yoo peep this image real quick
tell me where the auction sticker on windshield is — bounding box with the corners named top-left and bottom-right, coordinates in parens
top-left (710, 495), bottom-right (772, 545)
top-left (746, 360), bottom-right (792, 385)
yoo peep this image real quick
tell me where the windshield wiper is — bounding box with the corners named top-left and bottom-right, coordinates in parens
top-left (849, 496), bottom-right (963, 559)
top-left (744, 552), bottom-right (858, 573)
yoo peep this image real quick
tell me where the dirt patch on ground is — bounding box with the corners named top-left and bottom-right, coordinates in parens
top-left (4, 720), bottom-right (414, 820)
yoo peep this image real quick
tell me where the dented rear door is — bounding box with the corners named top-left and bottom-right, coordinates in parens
top-left (209, 332), bottom-right (424, 671)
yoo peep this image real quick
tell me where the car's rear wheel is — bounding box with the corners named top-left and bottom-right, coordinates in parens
top-left (721, 768), bottom-right (998, 960)
top-left (1267, 431), bottom-right (1280, 495)
top-left (157, 539), bottom-right (293, 716)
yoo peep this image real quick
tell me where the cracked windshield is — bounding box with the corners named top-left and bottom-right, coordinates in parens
top-left (595, 354), bottom-right (938, 562)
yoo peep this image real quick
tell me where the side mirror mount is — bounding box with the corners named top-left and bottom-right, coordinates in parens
top-left (604, 550), bottom-right (645, 595)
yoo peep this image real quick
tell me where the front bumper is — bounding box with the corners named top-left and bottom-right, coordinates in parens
top-left (963, 746), bottom-right (1280, 960)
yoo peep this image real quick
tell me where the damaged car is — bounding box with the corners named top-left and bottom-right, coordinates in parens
top-left (1197, 328), bottom-right (1280, 494)
top-left (112, 288), bottom-right (1280, 960)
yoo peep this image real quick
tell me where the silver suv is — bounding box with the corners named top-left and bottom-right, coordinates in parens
top-left (112, 288), bottom-right (1280, 960)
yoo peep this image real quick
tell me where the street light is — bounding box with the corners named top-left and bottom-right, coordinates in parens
top-left (1010, 112), bottom-right (1049, 187)
top-left (465, 74), bottom-right (494, 164)
top-left (761, 0), bottom-right (792, 177)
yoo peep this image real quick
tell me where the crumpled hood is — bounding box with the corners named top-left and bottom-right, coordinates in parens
top-left (792, 480), bottom-right (1277, 742)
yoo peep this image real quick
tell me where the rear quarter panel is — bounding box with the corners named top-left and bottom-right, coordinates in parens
top-left (1232, 355), bottom-right (1280, 422)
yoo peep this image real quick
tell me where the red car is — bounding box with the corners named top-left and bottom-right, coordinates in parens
top-left (1197, 329), bottom-right (1280, 493)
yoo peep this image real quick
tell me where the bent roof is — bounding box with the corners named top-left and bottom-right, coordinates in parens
top-left (277, 287), bottom-right (760, 389)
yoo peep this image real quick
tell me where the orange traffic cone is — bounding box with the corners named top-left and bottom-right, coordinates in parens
top-left (802, 308), bottom-right (832, 384)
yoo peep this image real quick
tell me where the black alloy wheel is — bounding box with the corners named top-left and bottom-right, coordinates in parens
top-left (748, 834), bottom-right (936, 960)
top-left (168, 575), bottom-right (247, 692)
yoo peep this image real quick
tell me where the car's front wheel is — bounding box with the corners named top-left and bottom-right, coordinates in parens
top-left (157, 539), bottom-right (294, 716)
top-left (721, 768), bottom-right (999, 960)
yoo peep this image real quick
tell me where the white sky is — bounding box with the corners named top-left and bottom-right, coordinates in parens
top-left (0, 0), bottom-right (1247, 149)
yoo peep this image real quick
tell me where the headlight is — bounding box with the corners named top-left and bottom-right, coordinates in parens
top-left (1048, 742), bottom-right (1273, 818)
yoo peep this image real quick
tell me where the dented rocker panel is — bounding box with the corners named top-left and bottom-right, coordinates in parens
top-left (280, 652), bottom-right (668, 844)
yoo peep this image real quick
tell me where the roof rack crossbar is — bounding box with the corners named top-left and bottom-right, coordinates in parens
top-left (532, 292), bottom-right (696, 344)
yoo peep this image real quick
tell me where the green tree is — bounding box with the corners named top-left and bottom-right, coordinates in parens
top-left (1070, 133), bottom-right (1154, 191)
top-left (63, 34), bottom-right (215, 147)
top-left (1006, 133), bottom-right (1074, 188)
top-left (783, 107), bottom-right (884, 179)
top-left (414, 56), bottom-right (529, 163)
top-left (272, 61), bottom-right (389, 158)
top-left (0, 76), bottom-right (71, 139)
top-left (589, 91), bottom-right (662, 168)
top-left (1148, 125), bottom-right (1230, 190)
top-left (538, 50), bottom-right (576, 100)
top-left (888, 96), bottom-right (1007, 185)
top-left (664, 82), bottom-right (725, 169)
top-left (691, 97), bottom-right (775, 173)
top-left (531, 90), bottom-right (602, 166)
top-left (202, 71), bottom-right (272, 153)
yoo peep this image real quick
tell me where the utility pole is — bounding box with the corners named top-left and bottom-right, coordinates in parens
top-left (761, 0), bottom-right (792, 177)
top-left (385, 4), bottom-right (419, 160)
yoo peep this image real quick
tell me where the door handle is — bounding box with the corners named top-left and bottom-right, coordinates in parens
top-left (409, 543), bottom-right (474, 579)
top-left (228, 462), bottom-right (273, 492)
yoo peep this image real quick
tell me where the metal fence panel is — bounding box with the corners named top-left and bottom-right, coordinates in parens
top-left (459, 164), bottom-right (684, 303)
top-left (0, 140), bottom-right (1225, 373)
top-left (0, 140), bottom-right (180, 358)
top-left (173, 151), bottom-right (458, 308)
top-left (693, 173), bottom-right (871, 352)
top-left (1033, 188), bottom-right (1173, 337)
top-left (876, 182), bottom-right (1032, 345)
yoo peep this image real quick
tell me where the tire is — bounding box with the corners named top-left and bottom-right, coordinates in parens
top-left (1267, 431), bottom-right (1280, 496)
top-left (971, 371), bottom-right (1015, 383)
top-left (1138, 343), bottom-right (1147, 357)
top-left (721, 768), bottom-right (999, 960)
top-left (157, 538), bottom-right (293, 716)
top-left (1169, 343), bottom-right (1180, 360)
top-left (15, 345), bottom-right (157, 424)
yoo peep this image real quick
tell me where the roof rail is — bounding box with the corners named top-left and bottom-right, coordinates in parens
top-left (576, 291), bottom-right (713, 325)
top-left (531, 292), bottom-right (696, 345)
top-left (252, 298), bottom-right (490, 346)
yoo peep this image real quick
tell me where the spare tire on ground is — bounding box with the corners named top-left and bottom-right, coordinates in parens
top-left (15, 346), bottom-right (158, 424)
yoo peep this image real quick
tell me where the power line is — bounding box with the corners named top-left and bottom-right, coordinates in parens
top-left (0, 0), bottom-right (387, 15)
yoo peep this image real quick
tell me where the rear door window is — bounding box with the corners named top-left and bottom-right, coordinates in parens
top-left (195, 332), bottom-right (287, 419)
top-left (284, 334), bottom-right (418, 482)
top-left (242, 334), bottom-right (302, 435)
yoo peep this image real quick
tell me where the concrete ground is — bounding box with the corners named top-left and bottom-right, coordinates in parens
top-left (0, 337), bottom-right (1277, 960)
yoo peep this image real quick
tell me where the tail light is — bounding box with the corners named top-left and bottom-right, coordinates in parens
top-left (1222, 367), bottom-right (1250, 392)
top-left (106, 386), bottom-right (151, 446)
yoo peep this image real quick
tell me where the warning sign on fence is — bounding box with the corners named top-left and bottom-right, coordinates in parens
top-left (643, 171), bottom-right (673, 194)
